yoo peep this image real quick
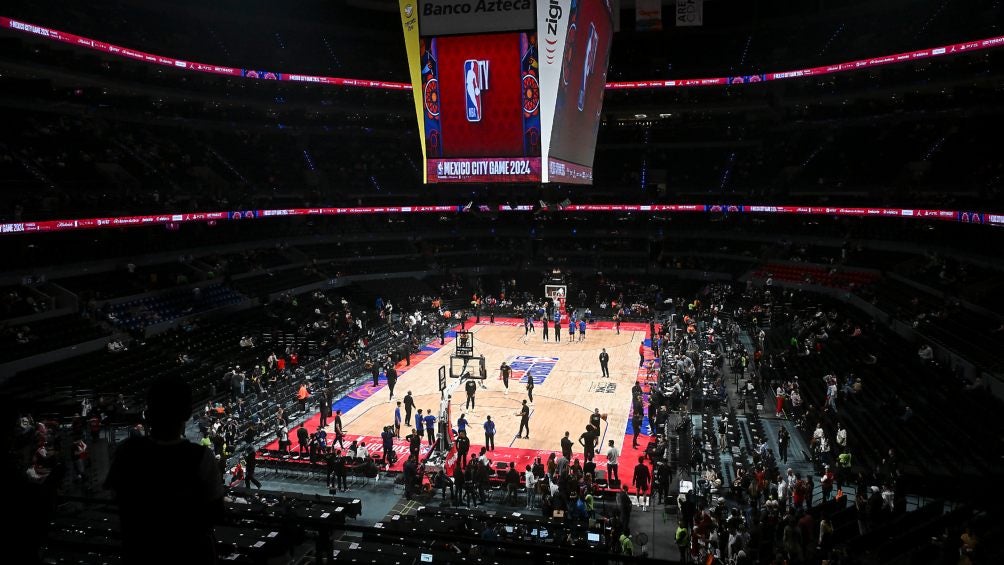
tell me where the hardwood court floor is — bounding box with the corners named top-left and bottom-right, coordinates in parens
top-left (341, 319), bottom-right (646, 456)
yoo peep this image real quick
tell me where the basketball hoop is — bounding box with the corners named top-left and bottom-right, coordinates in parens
top-left (544, 284), bottom-right (568, 314)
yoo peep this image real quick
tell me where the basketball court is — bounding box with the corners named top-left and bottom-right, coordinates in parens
top-left (269, 312), bottom-right (661, 479)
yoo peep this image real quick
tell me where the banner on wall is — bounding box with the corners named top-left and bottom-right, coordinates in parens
top-left (675, 0), bottom-right (703, 27)
top-left (400, 0), bottom-right (428, 182)
top-left (635, 0), bottom-right (663, 31)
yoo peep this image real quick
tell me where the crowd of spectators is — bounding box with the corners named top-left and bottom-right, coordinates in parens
top-left (597, 50), bottom-right (1003, 207)
top-left (658, 284), bottom-right (998, 563)
top-left (189, 286), bottom-right (438, 480)
top-left (0, 104), bottom-right (419, 221)
top-left (0, 285), bottom-right (51, 319)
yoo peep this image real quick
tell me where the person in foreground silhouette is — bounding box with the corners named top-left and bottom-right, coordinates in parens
top-left (105, 375), bottom-right (224, 564)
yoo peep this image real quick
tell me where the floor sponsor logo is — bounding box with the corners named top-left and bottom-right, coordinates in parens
top-left (507, 355), bottom-right (558, 384)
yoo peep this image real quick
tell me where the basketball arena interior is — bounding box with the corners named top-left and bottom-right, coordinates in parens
top-left (1, 0), bottom-right (1003, 563)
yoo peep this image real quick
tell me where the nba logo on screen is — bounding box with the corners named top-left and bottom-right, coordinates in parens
top-left (464, 59), bottom-right (489, 122)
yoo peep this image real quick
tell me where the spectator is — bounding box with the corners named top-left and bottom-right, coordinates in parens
top-left (104, 375), bottom-right (223, 564)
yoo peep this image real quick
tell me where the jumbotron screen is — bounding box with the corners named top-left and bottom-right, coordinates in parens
top-left (545, 0), bottom-right (614, 183)
top-left (399, 0), bottom-right (613, 184)
top-left (421, 32), bottom-right (542, 182)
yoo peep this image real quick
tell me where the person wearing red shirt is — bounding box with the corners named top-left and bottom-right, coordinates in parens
top-left (755, 466), bottom-right (766, 499)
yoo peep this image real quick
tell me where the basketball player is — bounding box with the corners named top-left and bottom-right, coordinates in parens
top-left (589, 408), bottom-right (602, 431)
top-left (633, 456), bottom-right (651, 511)
top-left (483, 415), bottom-right (496, 452)
top-left (423, 410), bottom-right (436, 446)
top-left (542, 316), bottom-right (549, 341)
top-left (465, 378), bottom-right (478, 410)
top-left (554, 309), bottom-right (561, 343)
top-left (394, 401), bottom-right (403, 438)
top-left (500, 362), bottom-right (511, 395)
top-left (526, 377), bottom-right (535, 404)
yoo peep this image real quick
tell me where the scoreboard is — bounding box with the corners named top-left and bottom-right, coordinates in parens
top-left (400, 0), bottom-right (613, 184)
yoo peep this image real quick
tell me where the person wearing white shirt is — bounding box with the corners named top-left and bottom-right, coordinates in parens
top-left (881, 485), bottom-right (895, 511)
top-left (524, 466), bottom-right (538, 509)
top-left (668, 378), bottom-right (683, 397)
top-left (606, 440), bottom-right (620, 484)
top-left (777, 478), bottom-right (790, 511)
top-left (775, 386), bottom-right (786, 417)
top-left (836, 424), bottom-right (847, 449)
top-left (812, 423), bottom-right (825, 450)
top-left (757, 440), bottom-right (771, 462)
top-left (825, 378), bottom-right (838, 411)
